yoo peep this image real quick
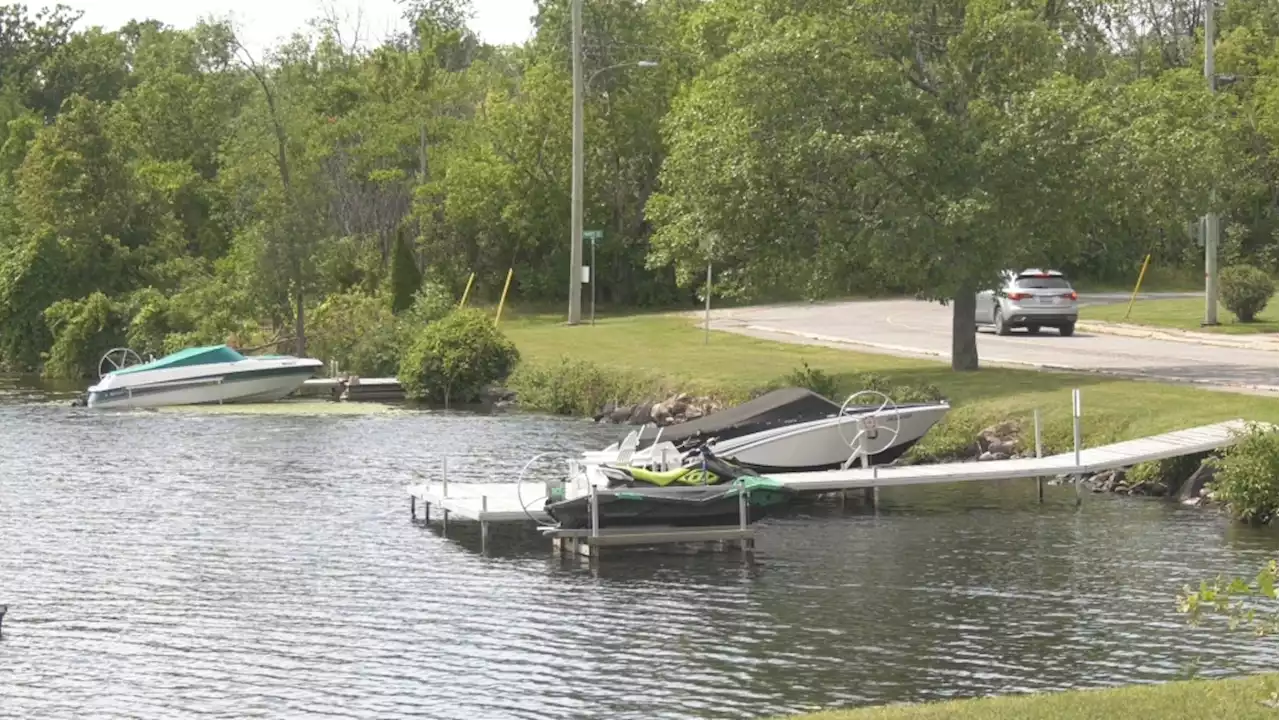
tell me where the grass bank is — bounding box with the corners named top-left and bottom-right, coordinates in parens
top-left (501, 313), bottom-right (1277, 460)
top-left (780, 674), bottom-right (1278, 719)
top-left (1081, 297), bottom-right (1278, 335)
top-left (1070, 264), bottom-right (1204, 294)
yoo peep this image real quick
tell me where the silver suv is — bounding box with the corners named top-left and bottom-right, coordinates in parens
top-left (975, 269), bottom-right (1078, 336)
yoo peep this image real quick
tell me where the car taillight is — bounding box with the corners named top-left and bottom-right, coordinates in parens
top-left (1007, 292), bottom-right (1031, 300)
top-left (1067, 291), bottom-right (1078, 300)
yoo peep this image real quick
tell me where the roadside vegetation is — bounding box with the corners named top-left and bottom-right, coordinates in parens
top-left (778, 674), bottom-right (1278, 720)
top-left (1081, 297), bottom-right (1279, 334)
top-left (0, 1), bottom-right (1275, 379)
top-left (501, 313), bottom-right (1278, 461)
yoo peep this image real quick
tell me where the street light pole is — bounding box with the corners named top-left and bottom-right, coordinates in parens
top-left (1203, 0), bottom-right (1219, 326)
top-left (568, 0), bottom-right (585, 325)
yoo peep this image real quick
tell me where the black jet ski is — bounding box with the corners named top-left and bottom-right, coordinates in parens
top-left (545, 447), bottom-right (795, 529)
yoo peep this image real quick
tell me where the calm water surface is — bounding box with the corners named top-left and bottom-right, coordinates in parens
top-left (0, 378), bottom-right (1275, 719)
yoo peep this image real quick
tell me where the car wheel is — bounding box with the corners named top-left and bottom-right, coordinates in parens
top-left (1059, 323), bottom-right (1075, 337)
top-left (1026, 325), bottom-right (1040, 335)
top-left (993, 306), bottom-right (1010, 336)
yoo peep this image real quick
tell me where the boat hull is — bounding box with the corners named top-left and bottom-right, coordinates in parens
top-left (706, 403), bottom-right (950, 473)
top-left (86, 367), bottom-right (317, 409)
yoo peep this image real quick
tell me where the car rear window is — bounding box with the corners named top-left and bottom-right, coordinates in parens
top-left (1014, 275), bottom-right (1071, 289)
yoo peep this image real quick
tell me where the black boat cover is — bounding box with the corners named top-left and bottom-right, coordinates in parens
top-left (635, 387), bottom-right (840, 450)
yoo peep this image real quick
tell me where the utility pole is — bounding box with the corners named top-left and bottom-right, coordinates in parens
top-left (1202, 0), bottom-right (1219, 326)
top-left (567, 0), bottom-right (585, 325)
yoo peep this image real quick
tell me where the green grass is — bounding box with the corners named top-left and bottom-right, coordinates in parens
top-left (501, 312), bottom-right (1278, 459)
top-left (1081, 297), bottom-right (1278, 335)
top-left (1070, 264), bottom-right (1205, 294)
top-left (780, 674), bottom-right (1277, 719)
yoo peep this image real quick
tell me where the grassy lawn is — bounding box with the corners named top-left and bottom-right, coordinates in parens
top-left (780, 674), bottom-right (1278, 720)
top-left (1081, 297), bottom-right (1278, 335)
top-left (502, 312), bottom-right (1277, 459)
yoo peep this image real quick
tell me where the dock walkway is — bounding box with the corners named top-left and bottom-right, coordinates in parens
top-left (405, 419), bottom-right (1255, 525)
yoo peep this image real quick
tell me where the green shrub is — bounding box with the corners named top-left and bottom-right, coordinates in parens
top-left (309, 291), bottom-right (401, 377)
top-left (395, 282), bottom-right (454, 342)
top-left (1178, 558), bottom-right (1278, 637)
top-left (507, 356), bottom-right (669, 416)
top-left (397, 308), bottom-right (519, 406)
top-left (1208, 422), bottom-right (1279, 524)
top-left (1218, 265), bottom-right (1276, 323)
top-left (784, 360), bottom-right (840, 398)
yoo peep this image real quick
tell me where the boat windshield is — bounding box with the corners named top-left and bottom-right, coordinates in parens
top-left (634, 388), bottom-right (841, 449)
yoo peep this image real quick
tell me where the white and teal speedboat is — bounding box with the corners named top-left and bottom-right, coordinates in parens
top-left (85, 345), bottom-right (322, 409)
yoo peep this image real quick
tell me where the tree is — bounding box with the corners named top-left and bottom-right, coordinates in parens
top-left (647, 0), bottom-right (1231, 370)
top-left (389, 225), bottom-right (423, 312)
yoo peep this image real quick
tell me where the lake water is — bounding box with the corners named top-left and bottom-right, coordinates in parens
top-left (0, 378), bottom-right (1275, 719)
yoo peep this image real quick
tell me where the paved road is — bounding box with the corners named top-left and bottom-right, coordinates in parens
top-left (706, 294), bottom-right (1279, 394)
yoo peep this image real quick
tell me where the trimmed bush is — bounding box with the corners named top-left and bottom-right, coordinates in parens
top-left (398, 308), bottom-right (519, 406)
top-left (1218, 265), bottom-right (1276, 323)
top-left (1208, 422), bottom-right (1279, 525)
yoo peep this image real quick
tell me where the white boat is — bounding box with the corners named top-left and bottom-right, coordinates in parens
top-left (581, 388), bottom-right (951, 475)
top-left (85, 345), bottom-right (323, 409)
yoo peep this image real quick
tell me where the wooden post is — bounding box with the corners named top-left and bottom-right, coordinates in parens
top-left (494, 268), bottom-right (515, 325)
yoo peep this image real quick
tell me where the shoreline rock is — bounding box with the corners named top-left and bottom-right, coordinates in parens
top-left (593, 393), bottom-right (723, 427)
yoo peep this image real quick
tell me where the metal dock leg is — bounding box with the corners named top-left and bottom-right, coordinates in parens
top-left (1034, 407), bottom-right (1044, 504)
top-left (1072, 389), bottom-right (1083, 507)
top-left (480, 495), bottom-right (489, 555)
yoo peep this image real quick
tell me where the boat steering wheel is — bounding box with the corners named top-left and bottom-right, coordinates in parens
top-left (837, 390), bottom-right (902, 468)
top-left (98, 347), bottom-right (144, 379)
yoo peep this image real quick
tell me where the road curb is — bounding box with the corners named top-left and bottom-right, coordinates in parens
top-left (1076, 321), bottom-right (1279, 350)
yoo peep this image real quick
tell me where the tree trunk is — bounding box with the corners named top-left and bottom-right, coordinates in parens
top-left (951, 285), bottom-right (979, 371)
top-left (294, 281), bottom-right (306, 357)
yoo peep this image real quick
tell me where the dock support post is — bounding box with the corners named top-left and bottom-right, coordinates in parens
top-left (411, 494), bottom-right (416, 520)
top-left (480, 495), bottom-right (489, 554)
top-left (1072, 389), bottom-right (1083, 506)
top-left (441, 456), bottom-right (451, 531)
top-left (1034, 408), bottom-right (1044, 504)
top-left (589, 485), bottom-right (600, 558)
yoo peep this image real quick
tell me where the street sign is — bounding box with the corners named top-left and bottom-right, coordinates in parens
top-left (584, 230), bottom-right (603, 244)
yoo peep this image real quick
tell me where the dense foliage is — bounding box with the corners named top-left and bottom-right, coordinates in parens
top-left (1218, 264), bottom-right (1276, 322)
top-left (0, 0), bottom-right (1274, 376)
top-left (1207, 422), bottom-right (1279, 525)
top-left (397, 308), bottom-right (519, 405)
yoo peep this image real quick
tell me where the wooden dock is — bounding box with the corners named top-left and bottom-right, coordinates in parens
top-left (296, 376), bottom-right (406, 402)
top-left (773, 419), bottom-right (1252, 492)
top-left (406, 418), bottom-right (1256, 540)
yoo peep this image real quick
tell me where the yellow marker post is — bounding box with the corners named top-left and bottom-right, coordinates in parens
top-left (1123, 254), bottom-right (1152, 321)
top-left (458, 272), bottom-right (475, 308)
top-left (494, 268), bottom-right (514, 325)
